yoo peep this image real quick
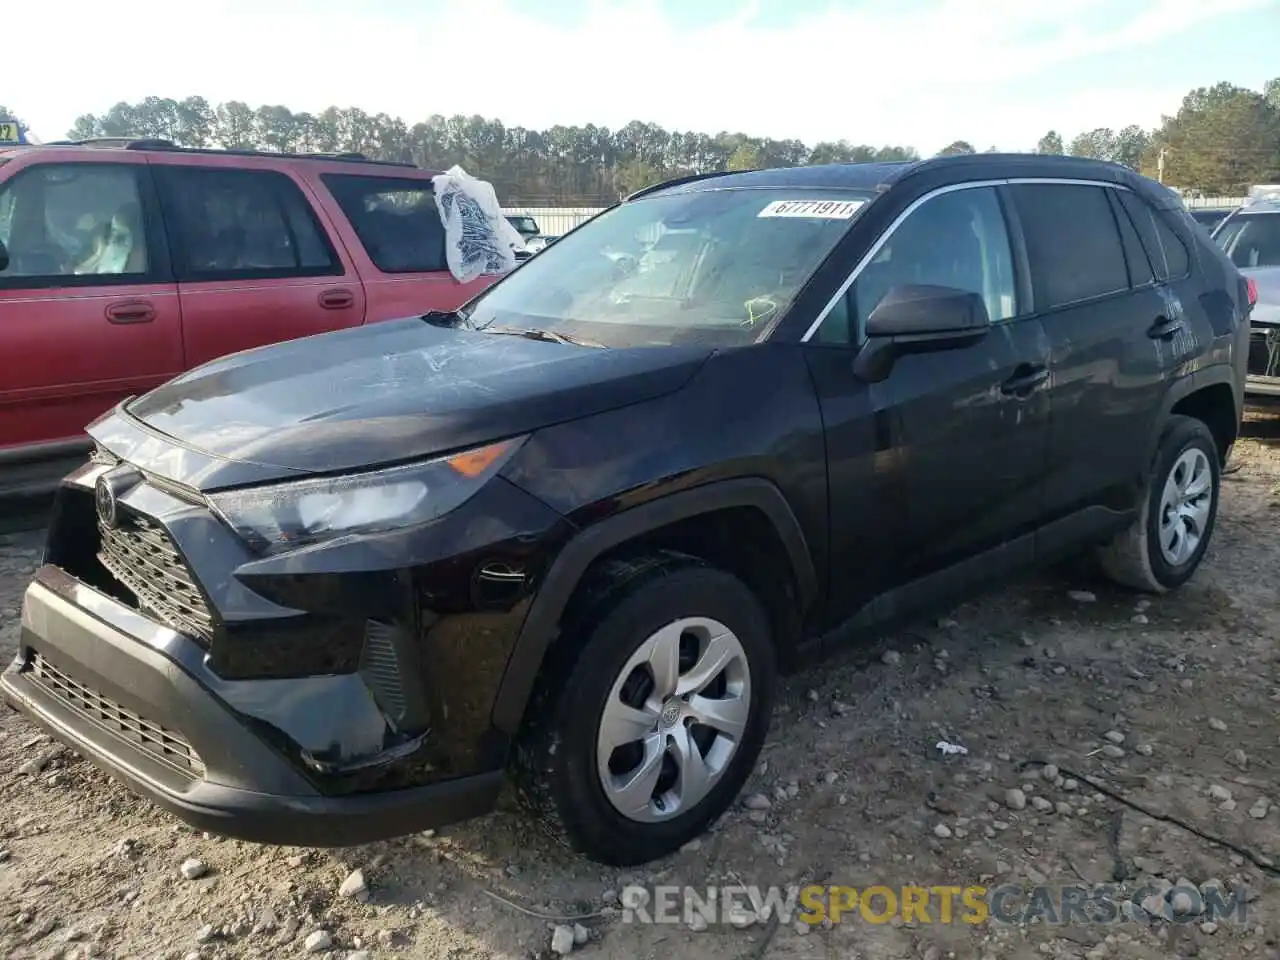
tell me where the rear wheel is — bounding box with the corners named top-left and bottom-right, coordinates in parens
top-left (512, 552), bottom-right (775, 865)
top-left (1097, 415), bottom-right (1220, 593)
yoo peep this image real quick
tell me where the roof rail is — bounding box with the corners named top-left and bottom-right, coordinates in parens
top-left (41, 138), bottom-right (417, 168)
top-left (141, 142), bottom-right (417, 167)
top-left (625, 169), bottom-right (750, 201)
top-left (45, 137), bottom-right (178, 149)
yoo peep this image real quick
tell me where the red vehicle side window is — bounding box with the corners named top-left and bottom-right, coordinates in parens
top-left (321, 173), bottom-right (448, 273)
top-left (154, 166), bottom-right (343, 282)
top-left (0, 163), bottom-right (162, 289)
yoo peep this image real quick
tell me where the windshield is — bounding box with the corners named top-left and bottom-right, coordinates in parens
top-left (506, 215), bottom-right (538, 235)
top-left (1215, 211), bottom-right (1280, 268)
top-left (465, 188), bottom-right (875, 347)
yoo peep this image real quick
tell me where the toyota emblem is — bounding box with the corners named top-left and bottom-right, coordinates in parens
top-left (95, 466), bottom-right (140, 528)
top-left (95, 475), bottom-right (118, 527)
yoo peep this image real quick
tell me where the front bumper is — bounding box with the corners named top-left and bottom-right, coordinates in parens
top-left (1, 566), bottom-right (503, 846)
top-left (1246, 323), bottom-right (1280, 397)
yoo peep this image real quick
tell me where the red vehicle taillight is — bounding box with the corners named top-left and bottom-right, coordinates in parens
top-left (1246, 277), bottom-right (1258, 307)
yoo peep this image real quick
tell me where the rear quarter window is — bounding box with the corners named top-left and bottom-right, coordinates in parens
top-left (1117, 191), bottom-right (1192, 282)
top-left (322, 174), bottom-right (448, 273)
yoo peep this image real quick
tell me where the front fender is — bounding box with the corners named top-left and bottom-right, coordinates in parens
top-left (489, 476), bottom-right (817, 734)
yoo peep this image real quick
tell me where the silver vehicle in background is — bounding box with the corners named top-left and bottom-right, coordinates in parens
top-left (1213, 189), bottom-right (1280, 397)
top-left (504, 214), bottom-right (560, 258)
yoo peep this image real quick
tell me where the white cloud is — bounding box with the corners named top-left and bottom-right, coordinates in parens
top-left (7, 0), bottom-right (1275, 153)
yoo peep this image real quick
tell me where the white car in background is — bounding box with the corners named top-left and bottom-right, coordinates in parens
top-left (524, 234), bottom-right (559, 254)
top-left (1213, 191), bottom-right (1280, 397)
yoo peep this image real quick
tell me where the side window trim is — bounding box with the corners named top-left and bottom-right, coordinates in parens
top-left (153, 164), bottom-right (345, 283)
top-left (0, 160), bottom-right (173, 291)
top-left (994, 183), bottom-right (1035, 318)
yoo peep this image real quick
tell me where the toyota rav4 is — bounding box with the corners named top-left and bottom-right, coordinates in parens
top-left (2, 154), bottom-right (1252, 866)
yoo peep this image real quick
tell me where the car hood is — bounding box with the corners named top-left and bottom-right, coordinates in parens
top-left (93, 317), bottom-right (710, 489)
top-left (1244, 265), bottom-right (1280, 326)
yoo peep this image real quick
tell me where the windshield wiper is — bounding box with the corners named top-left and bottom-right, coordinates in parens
top-left (481, 326), bottom-right (608, 348)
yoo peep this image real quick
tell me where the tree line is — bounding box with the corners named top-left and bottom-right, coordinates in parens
top-left (3, 77), bottom-right (1278, 203)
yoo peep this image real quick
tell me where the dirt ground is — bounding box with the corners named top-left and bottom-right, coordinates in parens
top-left (1, 408), bottom-right (1278, 960)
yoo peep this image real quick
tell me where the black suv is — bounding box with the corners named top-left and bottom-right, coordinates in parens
top-left (2, 155), bottom-right (1252, 867)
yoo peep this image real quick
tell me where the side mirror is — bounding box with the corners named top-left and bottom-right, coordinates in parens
top-left (0, 237), bottom-right (7, 272)
top-left (854, 284), bottom-right (990, 382)
top-left (865, 283), bottom-right (990, 337)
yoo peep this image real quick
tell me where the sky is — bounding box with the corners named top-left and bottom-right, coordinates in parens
top-left (7, 0), bottom-right (1280, 155)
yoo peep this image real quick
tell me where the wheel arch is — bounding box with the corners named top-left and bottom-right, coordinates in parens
top-left (1155, 366), bottom-right (1242, 467)
top-left (490, 477), bottom-right (818, 735)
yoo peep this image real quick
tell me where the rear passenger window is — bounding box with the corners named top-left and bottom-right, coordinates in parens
top-left (156, 167), bottom-right (340, 281)
top-left (1117, 191), bottom-right (1192, 281)
top-left (0, 163), bottom-right (158, 287)
top-left (1010, 183), bottom-right (1129, 309)
top-left (322, 174), bottom-right (447, 273)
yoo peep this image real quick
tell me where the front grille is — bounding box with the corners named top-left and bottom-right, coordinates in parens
top-left (27, 653), bottom-right (205, 780)
top-left (1249, 326), bottom-right (1280, 379)
top-left (89, 445), bottom-right (118, 466)
top-left (97, 513), bottom-right (215, 646)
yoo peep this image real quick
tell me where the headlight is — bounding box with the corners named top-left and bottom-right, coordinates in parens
top-left (207, 437), bottom-right (525, 553)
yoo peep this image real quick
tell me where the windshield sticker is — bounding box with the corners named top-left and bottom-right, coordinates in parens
top-left (757, 199), bottom-right (865, 220)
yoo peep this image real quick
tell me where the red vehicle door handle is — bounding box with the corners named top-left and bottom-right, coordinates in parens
top-left (105, 300), bottom-right (156, 324)
top-left (319, 289), bottom-right (356, 310)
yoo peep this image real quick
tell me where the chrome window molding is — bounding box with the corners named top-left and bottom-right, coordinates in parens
top-left (798, 176), bottom-right (1137, 344)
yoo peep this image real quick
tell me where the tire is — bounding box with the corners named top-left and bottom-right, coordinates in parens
top-left (1096, 415), bottom-right (1221, 593)
top-left (512, 551), bottom-right (776, 866)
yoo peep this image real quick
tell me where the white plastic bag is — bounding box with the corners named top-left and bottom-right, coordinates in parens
top-left (431, 165), bottom-right (524, 283)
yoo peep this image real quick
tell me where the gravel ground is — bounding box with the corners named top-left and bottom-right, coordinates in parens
top-left (1, 408), bottom-right (1278, 960)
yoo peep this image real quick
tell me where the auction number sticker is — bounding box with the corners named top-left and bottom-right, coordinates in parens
top-left (0, 122), bottom-right (22, 144)
top-left (758, 199), bottom-right (864, 219)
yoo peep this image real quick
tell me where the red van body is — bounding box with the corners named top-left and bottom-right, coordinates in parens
top-left (0, 140), bottom-right (500, 494)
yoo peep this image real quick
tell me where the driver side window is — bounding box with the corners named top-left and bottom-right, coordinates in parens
top-left (0, 163), bottom-right (153, 287)
top-left (815, 186), bottom-right (1016, 344)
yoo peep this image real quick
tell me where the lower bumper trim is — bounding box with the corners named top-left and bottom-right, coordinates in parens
top-left (1245, 374), bottom-right (1280, 397)
top-left (3, 663), bottom-right (502, 845)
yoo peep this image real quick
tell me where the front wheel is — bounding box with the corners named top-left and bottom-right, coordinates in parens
top-left (1097, 415), bottom-right (1221, 593)
top-left (513, 553), bottom-right (776, 865)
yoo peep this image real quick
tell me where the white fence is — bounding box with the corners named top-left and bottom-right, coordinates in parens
top-left (503, 207), bottom-right (605, 237)
top-left (1186, 197), bottom-right (1246, 209)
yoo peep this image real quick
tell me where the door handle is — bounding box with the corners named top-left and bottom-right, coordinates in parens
top-left (1148, 316), bottom-right (1183, 341)
top-left (105, 300), bottom-right (156, 324)
top-left (1001, 364), bottom-right (1049, 397)
top-left (319, 288), bottom-right (356, 310)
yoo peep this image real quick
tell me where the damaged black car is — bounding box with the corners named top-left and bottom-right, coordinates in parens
top-left (3, 155), bottom-right (1250, 866)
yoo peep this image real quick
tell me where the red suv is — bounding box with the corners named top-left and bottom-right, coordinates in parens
top-left (0, 139), bottom-right (501, 495)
